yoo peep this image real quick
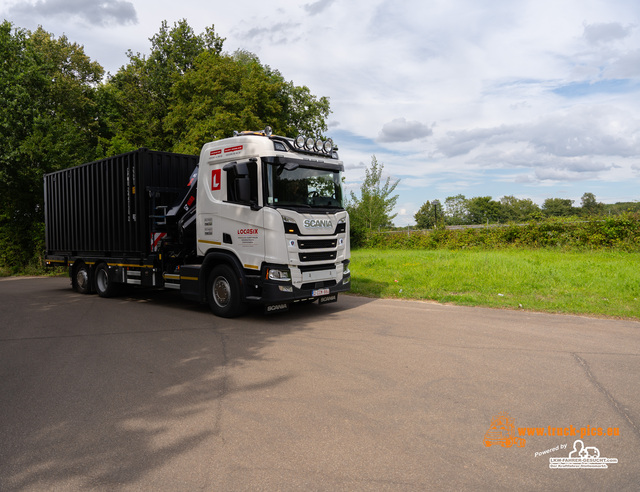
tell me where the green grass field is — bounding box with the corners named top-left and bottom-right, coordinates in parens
top-left (350, 248), bottom-right (640, 319)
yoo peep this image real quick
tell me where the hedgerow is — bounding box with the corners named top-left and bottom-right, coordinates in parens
top-left (361, 214), bottom-right (640, 251)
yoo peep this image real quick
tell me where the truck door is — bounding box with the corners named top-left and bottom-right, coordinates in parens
top-left (219, 160), bottom-right (264, 270)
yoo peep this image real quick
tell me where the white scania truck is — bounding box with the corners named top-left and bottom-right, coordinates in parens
top-left (44, 127), bottom-right (350, 317)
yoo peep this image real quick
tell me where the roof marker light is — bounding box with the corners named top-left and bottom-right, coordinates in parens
top-left (305, 137), bottom-right (315, 150)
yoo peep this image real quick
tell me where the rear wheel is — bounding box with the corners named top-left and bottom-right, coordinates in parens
top-left (72, 262), bottom-right (93, 294)
top-left (207, 264), bottom-right (245, 318)
top-left (95, 263), bottom-right (117, 298)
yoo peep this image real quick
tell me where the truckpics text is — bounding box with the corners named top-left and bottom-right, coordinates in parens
top-left (44, 127), bottom-right (350, 317)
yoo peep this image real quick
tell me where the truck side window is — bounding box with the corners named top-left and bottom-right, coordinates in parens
top-left (225, 161), bottom-right (258, 205)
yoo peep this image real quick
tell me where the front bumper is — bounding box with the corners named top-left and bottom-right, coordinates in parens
top-left (256, 271), bottom-right (351, 305)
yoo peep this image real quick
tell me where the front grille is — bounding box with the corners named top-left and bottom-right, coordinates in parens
top-left (298, 239), bottom-right (337, 249)
top-left (299, 251), bottom-right (337, 262)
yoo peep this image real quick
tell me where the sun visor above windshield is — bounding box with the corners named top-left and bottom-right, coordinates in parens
top-left (262, 156), bottom-right (344, 172)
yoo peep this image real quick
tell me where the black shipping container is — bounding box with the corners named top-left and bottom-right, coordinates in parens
top-left (44, 149), bottom-right (198, 259)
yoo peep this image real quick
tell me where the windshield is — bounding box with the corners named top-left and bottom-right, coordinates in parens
top-left (265, 161), bottom-right (343, 210)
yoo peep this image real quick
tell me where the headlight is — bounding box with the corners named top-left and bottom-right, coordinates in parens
top-left (323, 139), bottom-right (333, 153)
top-left (267, 268), bottom-right (291, 281)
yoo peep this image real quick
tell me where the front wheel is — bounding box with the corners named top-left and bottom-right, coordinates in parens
top-left (207, 265), bottom-right (245, 318)
top-left (95, 263), bottom-right (117, 298)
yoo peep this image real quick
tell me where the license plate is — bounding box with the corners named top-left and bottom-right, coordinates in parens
top-left (312, 288), bottom-right (330, 297)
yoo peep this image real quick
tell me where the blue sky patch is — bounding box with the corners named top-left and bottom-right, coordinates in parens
top-left (553, 79), bottom-right (639, 98)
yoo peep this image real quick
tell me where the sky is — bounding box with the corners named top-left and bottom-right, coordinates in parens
top-left (2, 0), bottom-right (640, 225)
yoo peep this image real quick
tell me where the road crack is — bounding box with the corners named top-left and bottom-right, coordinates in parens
top-left (572, 353), bottom-right (640, 441)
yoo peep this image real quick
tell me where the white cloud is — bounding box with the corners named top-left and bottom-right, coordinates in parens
top-left (377, 118), bottom-right (433, 143)
top-left (605, 49), bottom-right (640, 78)
top-left (583, 22), bottom-right (633, 45)
top-left (437, 105), bottom-right (640, 169)
top-left (4, 0), bottom-right (137, 26)
top-left (304, 0), bottom-right (336, 16)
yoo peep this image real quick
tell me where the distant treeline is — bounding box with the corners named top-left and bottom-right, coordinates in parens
top-left (410, 193), bottom-right (639, 230)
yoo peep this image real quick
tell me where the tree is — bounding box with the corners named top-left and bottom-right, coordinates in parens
top-left (604, 201), bottom-right (640, 215)
top-left (279, 81), bottom-right (331, 139)
top-left (101, 20), bottom-right (331, 155)
top-left (165, 49), bottom-right (325, 154)
top-left (580, 192), bottom-right (604, 216)
top-left (500, 196), bottom-right (541, 222)
top-left (99, 19), bottom-right (226, 153)
top-left (444, 194), bottom-right (469, 225)
top-left (0, 21), bottom-right (103, 268)
top-left (347, 155), bottom-right (400, 235)
top-left (466, 196), bottom-right (505, 224)
top-left (414, 200), bottom-right (444, 229)
top-left (542, 198), bottom-right (576, 217)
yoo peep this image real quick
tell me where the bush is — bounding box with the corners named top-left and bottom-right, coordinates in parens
top-left (359, 214), bottom-right (640, 251)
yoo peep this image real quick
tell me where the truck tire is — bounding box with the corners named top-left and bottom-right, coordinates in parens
top-left (207, 264), bottom-right (245, 318)
top-left (72, 262), bottom-right (93, 295)
top-left (95, 263), bottom-right (117, 298)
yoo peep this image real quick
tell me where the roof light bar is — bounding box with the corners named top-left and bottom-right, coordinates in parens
top-left (293, 134), bottom-right (336, 155)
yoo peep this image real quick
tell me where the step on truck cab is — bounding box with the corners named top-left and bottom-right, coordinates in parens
top-left (44, 127), bottom-right (350, 317)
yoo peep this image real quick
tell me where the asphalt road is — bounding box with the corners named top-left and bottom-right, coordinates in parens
top-left (1, 277), bottom-right (639, 491)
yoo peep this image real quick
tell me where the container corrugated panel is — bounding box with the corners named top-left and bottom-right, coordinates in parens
top-left (44, 149), bottom-right (198, 257)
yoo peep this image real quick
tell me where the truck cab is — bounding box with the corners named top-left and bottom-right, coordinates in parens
top-left (184, 128), bottom-right (350, 316)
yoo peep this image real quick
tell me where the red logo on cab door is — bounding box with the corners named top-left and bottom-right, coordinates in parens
top-left (211, 169), bottom-right (221, 190)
